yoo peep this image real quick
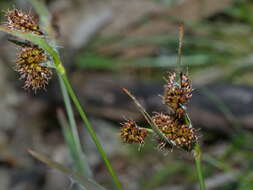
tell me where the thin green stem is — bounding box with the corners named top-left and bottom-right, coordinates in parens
top-left (194, 143), bottom-right (206, 190)
top-left (58, 74), bottom-right (92, 178)
top-left (59, 73), bottom-right (123, 190)
top-left (139, 127), bottom-right (154, 133)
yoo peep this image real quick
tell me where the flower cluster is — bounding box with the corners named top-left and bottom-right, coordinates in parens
top-left (163, 72), bottom-right (193, 116)
top-left (120, 71), bottom-right (198, 152)
top-left (5, 9), bottom-right (43, 35)
top-left (120, 120), bottom-right (148, 144)
top-left (4, 9), bottom-right (52, 91)
top-left (16, 47), bottom-right (52, 91)
top-left (152, 112), bottom-right (197, 151)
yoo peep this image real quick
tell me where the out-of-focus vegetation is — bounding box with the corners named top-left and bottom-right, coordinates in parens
top-left (76, 0), bottom-right (253, 85)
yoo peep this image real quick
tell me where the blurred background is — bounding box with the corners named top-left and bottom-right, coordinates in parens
top-left (0, 0), bottom-right (253, 189)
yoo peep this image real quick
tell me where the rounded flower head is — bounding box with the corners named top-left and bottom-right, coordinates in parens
top-left (120, 120), bottom-right (148, 144)
top-left (16, 47), bottom-right (52, 91)
top-left (152, 113), bottom-right (198, 151)
top-left (5, 9), bottom-right (43, 35)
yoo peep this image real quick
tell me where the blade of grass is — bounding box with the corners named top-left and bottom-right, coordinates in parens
top-left (61, 74), bottom-right (123, 190)
top-left (28, 149), bottom-right (106, 190)
top-left (57, 107), bottom-right (93, 178)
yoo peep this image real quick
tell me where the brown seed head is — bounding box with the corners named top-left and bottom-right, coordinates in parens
top-left (120, 120), bottom-right (148, 144)
top-left (152, 113), bottom-right (198, 151)
top-left (17, 46), bottom-right (47, 64)
top-left (5, 9), bottom-right (43, 35)
top-left (16, 47), bottom-right (52, 91)
top-left (180, 73), bottom-right (193, 102)
top-left (163, 72), bottom-right (193, 116)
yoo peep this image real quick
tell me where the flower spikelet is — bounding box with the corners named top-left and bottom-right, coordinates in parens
top-left (180, 73), bottom-right (193, 103)
top-left (120, 120), bottom-right (148, 144)
top-left (16, 47), bottom-right (52, 91)
top-left (152, 113), bottom-right (178, 139)
top-left (163, 72), bottom-right (193, 116)
top-left (152, 113), bottom-right (198, 151)
top-left (5, 9), bottom-right (43, 35)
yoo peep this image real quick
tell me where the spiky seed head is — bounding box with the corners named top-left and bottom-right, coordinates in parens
top-left (152, 113), bottom-right (198, 151)
top-left (180, 73), bottom-right (193, 102)
top-left (5, 9), bottom-right (43, 35)
top-left (16, 47), bottom-right (52, 91)
top-left (120, 120), bottom-right (148, 144)
top-left (17, 46), bottom-right (47, 64)
top-left (163, 72), bottom-right (193, 116)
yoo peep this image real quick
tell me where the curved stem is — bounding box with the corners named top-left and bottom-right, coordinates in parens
top-left (139, 127), bottom-right (154, 133)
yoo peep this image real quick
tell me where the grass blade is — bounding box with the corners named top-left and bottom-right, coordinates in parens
top-left (57, 108), bottom-right (93, 178)
top-left (28, 149), bottom-right (106, 190)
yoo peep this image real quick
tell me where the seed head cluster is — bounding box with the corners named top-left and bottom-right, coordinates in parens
top-left (120, 120), bottom-right (148, 144)
top-left (120, 71), bottom-right (198, 151)
top-left (5, 9), bottom-right (43, 35)
top-left (152, 113), bottom-right (197, 151)
top-left (4, 9), bottom-right (53, 91)
top-left (163, 72), bottom-right (193, 116)
top-left (16, 47), bottom-right (52, 91)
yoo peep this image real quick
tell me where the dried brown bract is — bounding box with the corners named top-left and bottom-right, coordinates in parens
top-left (16, 47), bottom-right (52, 91)
top-left (5, 9), bottom-right (43, 35)
top-left (120, 120), bottom-right (148, 144)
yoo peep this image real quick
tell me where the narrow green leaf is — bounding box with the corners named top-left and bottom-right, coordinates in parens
top-left (28, 149), bottom-right (106, 190)
top-left (57, 108), bottom-right (93, 178)
top-left (0, 26), bottom-right (55, 56)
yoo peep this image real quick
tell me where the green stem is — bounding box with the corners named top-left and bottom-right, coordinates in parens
top-left (139, 127), bottom-right (154, 133)
top-left (58, 74), bottom-right (92, 178)
top-left (194, 143), bottom-right (206, 190)
top-left (59, 73), bottom-right (123, 190)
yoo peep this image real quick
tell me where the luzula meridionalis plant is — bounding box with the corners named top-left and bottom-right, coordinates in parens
top-left (120, 25), bottom-right (206, 190)
top-left (1, 1), bottom-right (123, 190)
top-left (5, 9), bottom-right (52, 91)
